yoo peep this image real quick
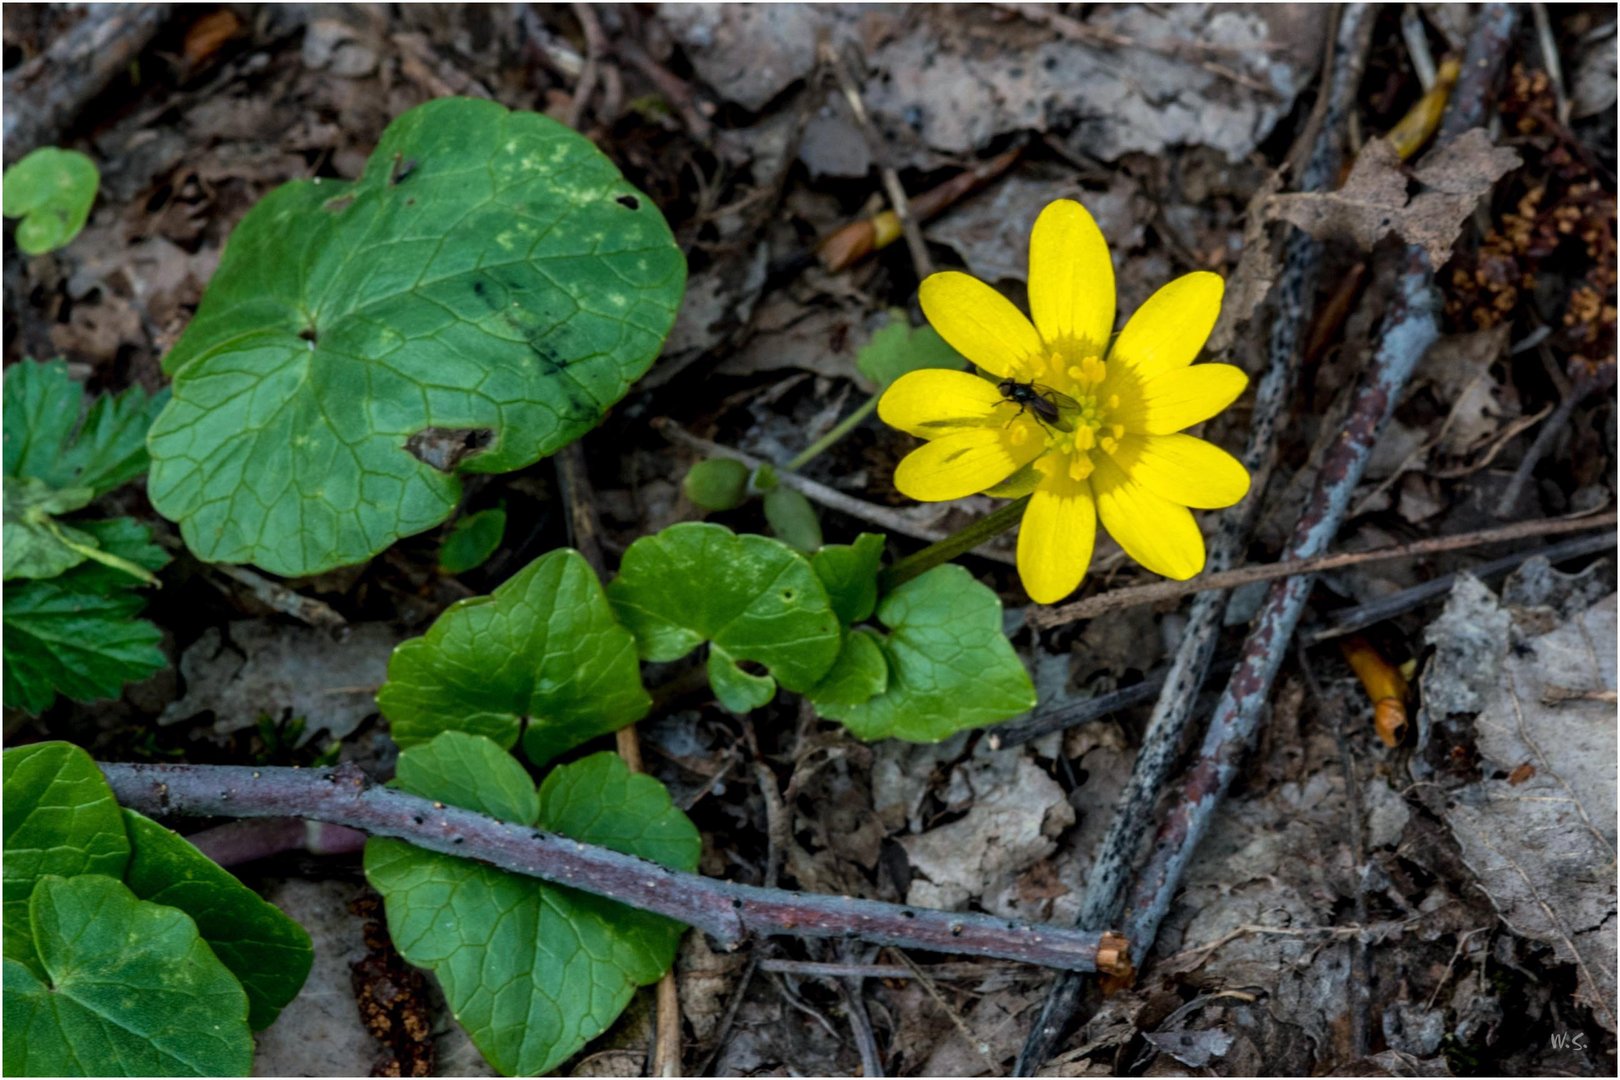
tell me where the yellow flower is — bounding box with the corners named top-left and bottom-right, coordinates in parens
top-left (877, 199), bottom-right (1251, 604)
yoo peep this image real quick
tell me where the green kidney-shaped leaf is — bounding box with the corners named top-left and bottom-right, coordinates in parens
top-left (3, 358), bottom-right (167, 498)
top-left (855, 309), bottom-right (966, 390)
top-left (392, 730), bottom-right (539, 825)
top-left (2, 743), bottom-right (130, 970)
top-left (606, 523), bottom-right (841, 713)
top-left (812, 532), bottom-right (886, 626)
top-left (365, 738), bottom-right (700, 1077)
top-left (2, 147), bottom-right (99, 255)
top-left (378, 548), bottom-right (650, 767)
top-left (804, 628), bottom-right (887, 708)
top-left (2, 518), bottom-right (169, 715)
top-left (437, 506), bottom-right (506, 575)
top-left (3, 875), bottom-right (252, 1077)
top-left (811, 564), bottom-right (1036, 741)
top-left (146, 97), bottom-right (685, 577)
top-left (122, 811), bottom-right (313, 1030)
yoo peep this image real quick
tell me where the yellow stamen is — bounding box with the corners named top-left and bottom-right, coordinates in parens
top-left (1100, 435), bottom-right (1118, 454)
top-left (1073, 426), bottom-right (1095, 451)
top-left (1009, 424), bottom-right (1030, 446)
top-left (1068, 456), bottom-right (1094, 481)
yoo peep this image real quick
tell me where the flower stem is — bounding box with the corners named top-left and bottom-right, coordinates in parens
top-left (785, 396), bottom-right (879, 472)
top-left (879, 495), bottom-right (1029, 592)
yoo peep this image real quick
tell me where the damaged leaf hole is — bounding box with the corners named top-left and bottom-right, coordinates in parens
top-left (614, 194), bottom-right (640, 210)
top-left (405, 427), bottom-right (494, 472)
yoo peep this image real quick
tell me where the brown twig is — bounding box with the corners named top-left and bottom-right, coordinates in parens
top-left (1494, 365), bottom-right (1618, 517)
top-left (1029, 510), bottom-right (1616, 629)
top-left (617, 37), bottom-right (716, 144)
top-left (566, 2), bottom-right (605, 130)
top-left (3, 5), bottom-right (173, 161)
top-left (99, 760), bottom-right (1131, 975)
top-left (556, 436), bottom-right (679, 1074)
top-left (207, 563), bottom-right (348, 630)
top-left (652, 418), bottom-right (1017, 564)
top-left (1296, 645), bottom-right (1372, 1059)
top-left (1000, 2), bottom-right (1280, 96)
top-left (758, 958), bottom-right (1017, 981)
top-left (820, 41), bottom-right (935, 280)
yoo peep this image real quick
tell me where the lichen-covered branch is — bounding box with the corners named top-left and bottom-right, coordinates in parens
top-left (100, 760), bottom-right (1129, 976)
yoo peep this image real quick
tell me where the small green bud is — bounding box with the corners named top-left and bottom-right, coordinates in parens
top-left (683, 457), bottom-right (751, 510)
top-left (749, 462), bottom-right (779, 493)
top-left (764, 487), bottom-right (823, 553)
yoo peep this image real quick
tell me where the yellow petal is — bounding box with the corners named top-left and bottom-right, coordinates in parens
top-left (1017, 469), bottom-right (1097, 604)
top-left (1092, 455), bottom-right (1205, 580)
top-left (1028, 199), bottom-right (1115, 356)
top-left (893, 427), bottom-right (1043, 502)
top-left (878, 369), bottom-right (1004, 438)
top-left (1109, 271), bottom-right (1225, 381)
top-left (919, 271), bottom-right (1043, 379)
top-left (1110, 434), bottom-right (1251, 509)
top-left (1116, 363), bottom-right (1248, 436)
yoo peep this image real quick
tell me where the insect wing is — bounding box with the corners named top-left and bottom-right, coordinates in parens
top-left (1033, 384), bottom-right (1081, 410)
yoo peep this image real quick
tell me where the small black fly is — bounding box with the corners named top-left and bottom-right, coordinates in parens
top-left (996, 378), bottom-right (1078, 431)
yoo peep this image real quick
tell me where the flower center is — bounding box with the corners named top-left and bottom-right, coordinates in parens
top-left (1042, 352), bottom-right (1124, 481)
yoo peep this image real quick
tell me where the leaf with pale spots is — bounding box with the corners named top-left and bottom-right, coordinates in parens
top-left (364, 737), bottom-right (700, 1077)
top-left (122, 811), bottom-right (312, 1030)
top-left (2, 742), bottom-right (131, 972)
top-left (147, 97), bottom-right (686, 576)
top-left (2, 874), bottom-right (253, 1077)
top-left (810, 564), bottom-right (1036, 741)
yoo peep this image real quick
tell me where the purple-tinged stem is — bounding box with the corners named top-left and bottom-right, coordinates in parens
top-left (100, 760), bottom-right (1128, 976)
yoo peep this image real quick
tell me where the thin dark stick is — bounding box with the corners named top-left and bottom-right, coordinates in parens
top-left (653, 418), bottom-right (1017, 563)
top-left (1495, 366), bottom-right (1617, 517)
top-left (1305, 531), bottom-right (1616, 641)
top-left (1029, 511), bottom-right (1617, 629)
top-left (697, 955), bottom-right (758, 1077)
top-left (1118, 0), bottom-right (1519, 982)
top-left (759, 959), bottom-right (1015, 980)
top-left (100, 761), bottom-right (1128, 975)
top-left (1014, 5), bottom-right (1376, 1071)
top-left (821, 42), bottom-right (934, 281)
top-left (839, 965), bottom-right (886, 1079)
top-left (981, 531), bottom-right (1613, 752)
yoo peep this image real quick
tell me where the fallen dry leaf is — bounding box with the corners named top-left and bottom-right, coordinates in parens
top-left (1267, 130), bottom-right (1521, 266)
top-left (1424, 578), bottom-right (1617, 1031)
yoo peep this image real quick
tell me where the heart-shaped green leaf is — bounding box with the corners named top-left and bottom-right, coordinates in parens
top-left (811, 532), bottom-right (886, 626)
top-left (365, 735), bottom-right (700, 1077)
top-left (3, 874), bottom-right (252, 1077)
top-left (437, 506), bottom-right (506, 575)
top-left (1, 148), bottom-right (99, 255)
top-left (606, 523), bottom-right (842, 712)
top-left (855, 309), bottom-right (966, 389)
top-left (146, 97), bottom-right (685, 576)
top-left (810, 564), bottom-right (1035, 741)
top-left (378, 548), bottom-right (650, 767)
top-left (805, 627), bottom-right (888, 708)
top-left (2, 743), bottom-right (131, 971)
top-left (2, 518), bottom-right (170, 715)
top-left (122, 811), bottom-right (313, 1030)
